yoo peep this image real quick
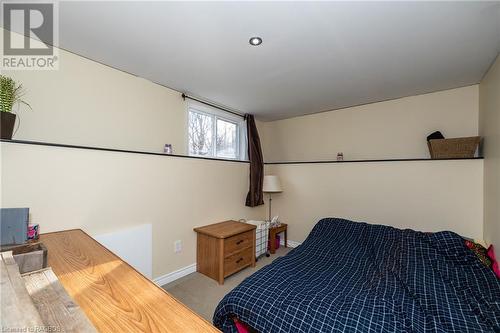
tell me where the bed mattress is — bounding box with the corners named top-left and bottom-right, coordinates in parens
top-left (213, 218), bottom-right (500, 332)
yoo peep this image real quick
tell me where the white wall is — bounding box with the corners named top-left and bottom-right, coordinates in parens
top-left (266, 160), bottom-right (484, 243)
top-left (259, 86), bottom-right (479, 162)
top-left (1, 142), bottom-right (264, 278)
top-left (0, 29), bottom-right (265, 281)
top-left (0, 27), bottom-right (486, 281)
top-left (1, 29), bottom-right (187, 155)
top-left (479, 54), bottom-right (500, 249)
top-left (259, 86), bottom-right (483, 244)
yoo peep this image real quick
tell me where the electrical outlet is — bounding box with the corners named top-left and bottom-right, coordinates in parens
top-left (174, 240), bottom-right (182, 253)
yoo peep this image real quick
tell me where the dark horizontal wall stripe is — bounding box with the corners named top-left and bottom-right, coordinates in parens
top-left (1, 139), bottom-right (483, 165)
top-left (0, 139), bottom-right (250, 164)
top-left (265, 157), bottom-right (483, 164)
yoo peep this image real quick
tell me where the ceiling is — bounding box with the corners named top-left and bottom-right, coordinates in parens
top-left (47, 2), bottom-right (500, 119)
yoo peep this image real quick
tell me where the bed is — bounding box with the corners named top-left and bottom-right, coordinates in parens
top-left (213, 218), bottom-right (500, 332)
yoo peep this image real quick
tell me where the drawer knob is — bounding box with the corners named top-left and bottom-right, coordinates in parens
top-left (236, 240), bottom-right (244, 245)
top-left (236, 258), bottom-right (243, 263)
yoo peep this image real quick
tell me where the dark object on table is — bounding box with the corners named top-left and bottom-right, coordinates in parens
top-left (214, 218), bottom-right (500, 333)
top-left (0, 208), bottom-right (29, 246)
top-left (10, 242), bottom-right (48, 274)
top-left (428, 136), bottom-right (480, 159)
top-left (426, 131), bottom-right (445, 141)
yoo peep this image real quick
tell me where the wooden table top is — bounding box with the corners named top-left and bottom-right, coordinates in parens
top-left (270, 223), bottom-right (288, 231)
top-left (193, 220), bottom-right (256, 239)
top-left (41, 229), bottom-right (220, 333)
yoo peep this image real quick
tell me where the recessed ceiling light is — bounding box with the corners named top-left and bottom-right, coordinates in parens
top-left (249, 37), bottom-right (262, 46)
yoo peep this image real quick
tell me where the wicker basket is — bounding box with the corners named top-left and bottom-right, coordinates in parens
top-left (428, 136), bottom-right (480, 159)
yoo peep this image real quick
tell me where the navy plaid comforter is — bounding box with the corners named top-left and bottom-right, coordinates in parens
top-left (213, 218), bottom-right (500, 332)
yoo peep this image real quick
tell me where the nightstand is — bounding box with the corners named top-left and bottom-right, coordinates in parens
top-left (194, 220), bottom-right (256, 285)
top-left (269, 223), bottom-right (287, 254)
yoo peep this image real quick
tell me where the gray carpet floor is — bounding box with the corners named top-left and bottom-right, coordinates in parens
top-left (163, 247), bottom-right (292, 322)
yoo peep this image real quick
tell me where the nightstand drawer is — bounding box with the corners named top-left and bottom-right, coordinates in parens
top-left (224, 230), bottom-right (253, 256)
top-left (224, 247), bottom-right (253, 277)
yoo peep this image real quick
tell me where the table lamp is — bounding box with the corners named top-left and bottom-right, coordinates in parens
top-left (263, 175), bottom-right (283, 222)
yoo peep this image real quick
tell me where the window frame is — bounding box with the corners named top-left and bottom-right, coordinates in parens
top-left (186, 101), bottom-right (247, 161)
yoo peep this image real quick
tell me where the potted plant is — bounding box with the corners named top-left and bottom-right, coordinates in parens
top-left (0, 75), bottom-right (31, 140)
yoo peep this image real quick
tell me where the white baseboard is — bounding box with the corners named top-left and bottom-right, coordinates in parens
top-left (153, 263), bottom-right (196, 287)
top-left (280, 239), bottom-right (302, 248)
top-left (153, 241), bottom-right (301, 287)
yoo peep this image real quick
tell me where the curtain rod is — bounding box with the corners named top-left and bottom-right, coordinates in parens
top-left (182, 93), bottom-right (245, 119)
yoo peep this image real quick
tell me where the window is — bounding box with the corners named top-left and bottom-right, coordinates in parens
top-left (188, 102), bottom-right (246, 160)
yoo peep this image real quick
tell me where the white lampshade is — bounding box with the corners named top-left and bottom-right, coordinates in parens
top-left (263, 175), bottom-right (283, 193)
